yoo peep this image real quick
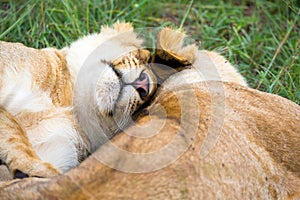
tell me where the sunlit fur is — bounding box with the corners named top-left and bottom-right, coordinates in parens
top-left (0, 23), bottom-right (247, 179)
top-left (1, 27), bottom-right (300, 200)
top-left (0, 22), bottom-right (157, 177)
top-left (156, 27), bottom-right (247, 88)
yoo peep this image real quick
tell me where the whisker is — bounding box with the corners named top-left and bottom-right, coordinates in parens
top-left (119, 92), bottom-right (134, 129)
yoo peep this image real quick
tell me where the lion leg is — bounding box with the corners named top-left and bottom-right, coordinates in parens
top-left (0, 107), bottom-right (61, 179)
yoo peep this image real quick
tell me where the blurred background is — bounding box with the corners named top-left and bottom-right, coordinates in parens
top-left (0, 0), bottom-right (299, 104)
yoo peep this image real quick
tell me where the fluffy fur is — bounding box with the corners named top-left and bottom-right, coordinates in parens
top-left (156, 28), bottom-right (247, 88)
top-left (0, 22), bottom-right (248, 179)
top-left (1, 26), bottom-right (299, 199)
top-left (0, 22), bottom-right (158, 177)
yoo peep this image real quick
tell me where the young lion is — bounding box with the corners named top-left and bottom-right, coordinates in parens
top-left (0, 22), bottom-right (247, 179)
top-left (0, 22), bottom-right (157, 178)
top-left (0, 22), bottom-right (192, 179)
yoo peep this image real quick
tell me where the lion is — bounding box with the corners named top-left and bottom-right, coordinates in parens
top-left (0, 22), bottom-right (193, 179)
top-left (1, 23), bottom-right (299, 199)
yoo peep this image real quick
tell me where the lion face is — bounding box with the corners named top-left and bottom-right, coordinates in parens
top-left (72, 23), bottom-right (193, 152)
top-left (94, 49), bottom-right (157, 137)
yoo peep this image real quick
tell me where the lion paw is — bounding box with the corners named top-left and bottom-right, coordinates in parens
top-left (11, 159), bottom-right (61, 179)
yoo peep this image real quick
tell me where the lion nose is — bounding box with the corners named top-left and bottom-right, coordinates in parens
top-left (133, 72), bottom-right (149, 99)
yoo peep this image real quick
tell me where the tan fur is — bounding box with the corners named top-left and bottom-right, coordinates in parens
top-left (0, 22), bottom-right (159, 178)
top-left (0, 82), bottom-right (299, 199)
top-left (0, 42), bottom-right (73, 106)
top-left (0, 23), bottom-right (299, 199)
top-left (0, 41), bottom-right (71, 177)
top-left (0, 107), bottom-right (60, 177)
top-left (157, 28), bottom-right (247, 87)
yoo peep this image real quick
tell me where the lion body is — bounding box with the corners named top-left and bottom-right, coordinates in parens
top-left (0, 23), bottom-right (299, 199)
top-left (1, 82), bottom-right (300, 199)
top-left (0, 22), bottom-right (158, 177)
top-left (0, 23), bottom-right (248, 178)
top-left (0, 41), bottom-right (77, 176)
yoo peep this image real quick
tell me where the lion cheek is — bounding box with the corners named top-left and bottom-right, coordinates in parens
top-left (95, 81), bottom-right (121, 117)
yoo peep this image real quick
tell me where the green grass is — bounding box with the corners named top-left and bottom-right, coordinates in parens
top-left (0, 0), bottom-right (299, 104)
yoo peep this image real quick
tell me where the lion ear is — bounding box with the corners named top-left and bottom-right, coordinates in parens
top-left (149, 28), bottom-right (196, 84)
top-left (149, 49), bottom-right (191, 84)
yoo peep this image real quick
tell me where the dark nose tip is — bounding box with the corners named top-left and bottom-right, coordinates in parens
top-left (133, 72), bottom-right (149, 99)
